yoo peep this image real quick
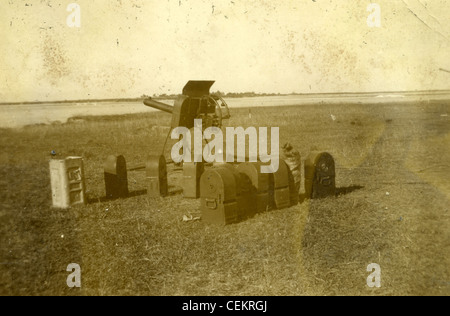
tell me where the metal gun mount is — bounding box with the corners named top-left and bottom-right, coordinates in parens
top-left (143, 80), bottom-right (230, 130)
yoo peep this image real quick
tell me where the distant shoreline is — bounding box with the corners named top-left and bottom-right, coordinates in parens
top-left (1, 89), bottom-right (450, 106)
top-left (1, 95), bottom-right (449, 129)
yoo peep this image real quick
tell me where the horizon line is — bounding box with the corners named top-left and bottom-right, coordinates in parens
top-left (1, 89), bottom-right (450, 105)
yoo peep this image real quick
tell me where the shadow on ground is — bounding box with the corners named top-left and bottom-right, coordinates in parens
top-left (299, 185), bottom-right (364, 203)
top-left (87, 189), bottom-right (148, 204)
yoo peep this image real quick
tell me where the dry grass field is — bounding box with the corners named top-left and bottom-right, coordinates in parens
top-left (0, 100), bottom-right (449, 296)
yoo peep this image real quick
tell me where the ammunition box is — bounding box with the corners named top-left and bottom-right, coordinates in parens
top-left (304, 152), bottom-right (336, 199)
top-left (146, 155), bottom-right (168, 197)
top-left (183, 161), bottom-right (204, 199)
top-left (271, 159), bottom-right (291, 209)
top-left (200, 167), bottom-right (239, 225)
top-left (214, 163), bottom-right (256, 220)
top-left (237, 172), bottom-right (258, 219)
top-left (236, 162), bottom-right (269, 214)
top-left (104, 155), bottom-right (128, 199)
top-left (287, 166), bottom-right (299, 206)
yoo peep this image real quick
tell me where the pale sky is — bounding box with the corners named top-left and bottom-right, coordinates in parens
top-left (0, 0), bottom-right (449, 102)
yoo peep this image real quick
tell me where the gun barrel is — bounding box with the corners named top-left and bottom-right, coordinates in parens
top-left (143, 98), bottom-right (174, 114)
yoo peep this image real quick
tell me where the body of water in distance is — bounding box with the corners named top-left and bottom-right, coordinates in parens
top-left (1, 91), bottom-right (449, 128)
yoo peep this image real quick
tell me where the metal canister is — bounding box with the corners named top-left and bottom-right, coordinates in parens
top-left (50, 156), bottom-right (86, 208)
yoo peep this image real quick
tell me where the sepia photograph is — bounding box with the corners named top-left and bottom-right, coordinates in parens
top-left (0, 0), bottom-right (449, 300)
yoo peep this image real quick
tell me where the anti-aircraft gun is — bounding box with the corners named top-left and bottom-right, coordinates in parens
top-left (104, 80), bottom-right (232, 200)
top-left (103, 80), bottom-right (338, 223)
